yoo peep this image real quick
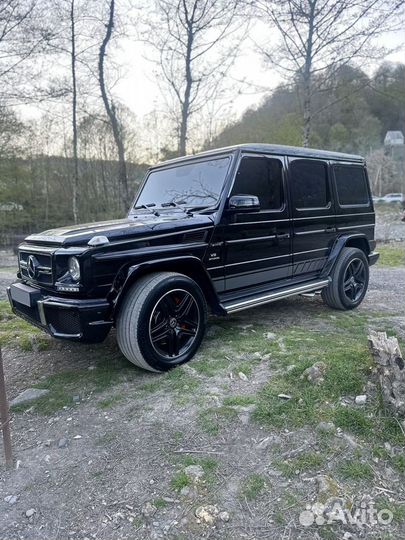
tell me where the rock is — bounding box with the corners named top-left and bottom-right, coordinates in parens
top-left (263, 332), bottom-right (276, 341)
top-left (343, 533), bottom-right (353, 540)
top-left (256, 437), bottom-right (271, 450)
top-left (277, 393), bottom-right (292, 400)
top-left (384, 442), bottom-right (395, 457)
top-left (317, 421), bottom-right (336, 434)
top-left (316, 475), bottom-right (341, 504)
top-left (355, 394), bottom-right (367, 405)
top-left (286, 364), bottom-right (296, 373)
top-left (184, 465), bottom-right (204, 482)
top-left (57, 438), bottom-right (68, 449)
top-left (10, 388), bottom-right (49, 407)
top-left (72, 395), bottom-right (80, 403)
top-left (218, 511), bottom-right (230, 522)
top-left (341, 433), bottom-right (359, 448)
top-left (4, 495), bottom-right (18, 505)
top-left (239, 413), bottom-right (250, 425)
top-left (238, 372), bottom-right (248, 381)
top-left (195, 505), bottom-right (219, 525)
top-left (141, 502), bottom-right (157, 518)
top-left (73, 435), bottom-right (82, 439)
top-left (25, 508), bottom-right (36, 518)
top-left (301, 362), bottom-right (326, 385)
top-left (180, 487), bottom-right (190, 496)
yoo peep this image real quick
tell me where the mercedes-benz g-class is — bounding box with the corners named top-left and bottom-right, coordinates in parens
top-left (8, 144), bottom-right (379, 371)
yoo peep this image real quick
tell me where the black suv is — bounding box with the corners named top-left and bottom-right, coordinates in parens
top-left (8, 144), bottom-right (379, 371)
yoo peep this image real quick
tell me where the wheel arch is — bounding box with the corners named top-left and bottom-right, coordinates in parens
top-left (321, 233), bottom-right (371, 278)
top-left (110, 256), bottom-right (225, 318)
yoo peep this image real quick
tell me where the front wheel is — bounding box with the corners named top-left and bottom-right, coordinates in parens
top-left (322, 247), bottom-right (369, 310)
top-left (116, 272), bottom-right (207, 372)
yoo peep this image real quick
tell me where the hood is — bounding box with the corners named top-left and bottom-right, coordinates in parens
top-left (23, 212), bottom-right (214, 247)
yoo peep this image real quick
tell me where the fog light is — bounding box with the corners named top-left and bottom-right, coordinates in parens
top-left (68, 256), bottom-right (81, 282)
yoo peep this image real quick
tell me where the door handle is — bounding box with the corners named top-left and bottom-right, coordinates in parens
top-left (276, 233), bottom-right (290, 240)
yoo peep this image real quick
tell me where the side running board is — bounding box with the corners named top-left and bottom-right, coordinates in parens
top-left (223, 279), bottom-right (330, 314)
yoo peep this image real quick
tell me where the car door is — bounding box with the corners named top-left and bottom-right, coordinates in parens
top-left (222, 153), bottom-right (292, 292)
top-left (288, 158), bottom-right (337, 278)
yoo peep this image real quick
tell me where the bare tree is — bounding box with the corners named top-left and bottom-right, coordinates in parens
top-left (0, 0), bottom-right (48, 103)
top-left (255, 0), bottom-right (405, 147)
top-left (144, 0), bottom-right (244, 156)
top-left (70, 0), bottom-right (79, 223)
top-left (98, 0), bottom-right (129, 211)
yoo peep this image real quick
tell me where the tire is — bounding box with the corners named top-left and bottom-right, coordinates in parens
top-left (322, 247), bottom-right (369, 310)
top-left (116, 272), bottom-right (207, 372)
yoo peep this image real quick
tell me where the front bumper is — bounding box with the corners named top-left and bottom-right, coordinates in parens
top-left (7, 281), bottom-right (113, 343)
top-left (368, 251), bottom-right (380, 266)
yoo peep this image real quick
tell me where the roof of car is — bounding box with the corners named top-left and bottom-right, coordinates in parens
top-left (152, 143), bottom-right (364, 169)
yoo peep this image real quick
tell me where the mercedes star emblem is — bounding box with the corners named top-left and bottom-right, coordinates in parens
top-left (27, 255), bottom-right (39, 279)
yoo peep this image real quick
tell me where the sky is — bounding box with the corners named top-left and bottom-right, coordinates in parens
top-left (112, 19), bottom-right (405, 122)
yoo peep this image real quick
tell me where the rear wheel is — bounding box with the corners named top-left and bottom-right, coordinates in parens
top-left (116, 272), bottom-right (207, 372)
top-left (322, 247), bottom-right (369, 310)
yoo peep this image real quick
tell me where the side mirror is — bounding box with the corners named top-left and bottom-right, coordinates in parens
top-left (227, 194), bottom-right (260, 213)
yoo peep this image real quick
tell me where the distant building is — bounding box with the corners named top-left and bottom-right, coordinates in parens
top-left (384, 131), bottom-right (405, 162)
top-left (384, 131), bottom-right (404, 146)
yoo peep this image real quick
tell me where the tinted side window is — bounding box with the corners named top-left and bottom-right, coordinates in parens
top-left (334, 165), bottom-right (369, 206)
top-left (290, 160), bottom-right (329, 209)
top-left (232, 157), bottom-right (283, 210)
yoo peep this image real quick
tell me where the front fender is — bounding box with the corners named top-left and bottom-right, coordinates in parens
top-left (109, 256), bottom-right (226, 317)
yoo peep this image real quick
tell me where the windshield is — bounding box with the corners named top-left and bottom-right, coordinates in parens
top-left (132, 157), bottom-right (230, 211)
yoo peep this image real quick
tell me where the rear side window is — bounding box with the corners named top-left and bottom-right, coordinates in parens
top-left (290, 160), bottom-right (329, 209)
top-left (232, 156), bottom-right (284, 210)
top-left (334, 165), bottom-right (370, 206)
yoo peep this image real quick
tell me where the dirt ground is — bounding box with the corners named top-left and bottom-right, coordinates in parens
top-left (0, 261), bottom-right (404, 539)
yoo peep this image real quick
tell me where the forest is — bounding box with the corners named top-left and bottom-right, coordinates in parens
top-left (1, 0), bottom-right (404, 243)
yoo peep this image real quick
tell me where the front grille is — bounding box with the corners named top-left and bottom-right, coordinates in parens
top-left (45, 307), bottom-right (81, 335)
top-left (19, 251), bottom-right (53, 285)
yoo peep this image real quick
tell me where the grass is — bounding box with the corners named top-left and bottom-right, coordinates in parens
top-left (198, 405), bottom-right (239, 435)
top-left (0, 300), bottom-right (49, 350)
top-left (241, 473), bottom-right (267, 500)
top-left (153, 497), bottom-right (168, 509)
top-left (338, 459), bottom-right (374, 480)
top-left (170, 471), bottom-right (190, 491)
top-left (252, 319), bottom-right (404, 444)
top-left (275, 452), bottom-right (325, 478)
top-left (97, 395), bottom-right (123, 409)
top-left (171, 455), bottom-right (219, 492)
top-left (11, 352), bottom-right (141, 414)
top-left (223, 395), bottom-right (256, 407)
top-left (377, 241), bottom-right (405, 267)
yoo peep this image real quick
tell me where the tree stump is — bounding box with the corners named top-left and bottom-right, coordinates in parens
top-left (368, 331), bottom-right (405, 422)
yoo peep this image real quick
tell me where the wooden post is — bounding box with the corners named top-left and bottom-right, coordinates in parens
top-left (0, 346), bottom-right (13, 468)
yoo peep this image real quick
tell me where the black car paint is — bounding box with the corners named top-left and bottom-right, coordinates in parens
top-left (8, 144), bottom-right (378, 343)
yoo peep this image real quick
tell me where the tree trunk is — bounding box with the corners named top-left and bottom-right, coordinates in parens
top-left (70, 0), bottom-right (79, 223)
top-left (302, 73), bottom-right (312, 148)
top-left (302, 1), bottom-right (315, 148)
top-left (98, 0), bottom-right (129, 212)
top-left (178, 26), bottom-right (194, 156)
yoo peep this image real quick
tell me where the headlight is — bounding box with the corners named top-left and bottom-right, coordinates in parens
top-left (68, 256), bottom-right (81, 282)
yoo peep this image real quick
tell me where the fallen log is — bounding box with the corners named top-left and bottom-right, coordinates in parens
top-left (368, 330), bottom-right (405, 423)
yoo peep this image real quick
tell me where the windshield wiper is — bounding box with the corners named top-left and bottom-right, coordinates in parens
top-left (161, 201), bottom-right (185, 209)
top-left (160, 201), bottom-right (195, 216)
top-left (132, 203), bottom-right (160, 217)
top-left (185, 204), bottom-right (215, 214)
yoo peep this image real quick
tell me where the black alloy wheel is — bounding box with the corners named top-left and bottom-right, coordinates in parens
top-left (149, 289), bottom-right (200, 361)
top-left (343, 258), bottom-right (367, 303)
